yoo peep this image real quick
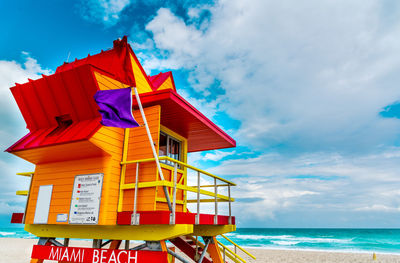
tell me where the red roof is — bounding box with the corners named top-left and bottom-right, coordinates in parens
top-left (7, 119), bottom-right (101, 152)
top-left (135, 89), bottom-right (236, 152)
top-left (56, 36), bottom-right (136, 87)
top-left (7, 36), bottom-right (235, 154)
top-left (6, 64), bottom-right (102, 153)
top-left (148, 72), bottom-right (175, 91)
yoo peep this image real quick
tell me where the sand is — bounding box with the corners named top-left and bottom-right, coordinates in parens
top-left (1, 238), bottom-right (400, 263)
top-left (242, 248), bottom-right (400, 262)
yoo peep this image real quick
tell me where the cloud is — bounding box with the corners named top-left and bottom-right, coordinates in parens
top-left (128, 1), bottom-right (400, 226)
top-left (203, 148), bottom-right (400, 226)
top-left (78, 0), bottom-right (131, 26)
top-left (139, 1), bottom-right (400, 154)
top-left (0, 53), bottom-right (47, 216)
top-left (203, 150), bottom-right (235, 161)
top-left (0, 52), bottom-right (51, 136)
top-left (0, 201), bottom-right (25, 215)
top-left (355, 204), bottom-right (400, 212)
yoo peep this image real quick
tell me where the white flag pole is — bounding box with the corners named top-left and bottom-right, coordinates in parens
top-left (133, 87), bottom-right (173, 211)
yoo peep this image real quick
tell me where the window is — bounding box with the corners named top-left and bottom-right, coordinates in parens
top-left (159, 131), bottom-right (182, 167)
top-left (48, 114), bottom-right (73, 136)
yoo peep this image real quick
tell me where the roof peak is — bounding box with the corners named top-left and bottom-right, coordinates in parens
top-left (113, 35), bottom-right (129, 50)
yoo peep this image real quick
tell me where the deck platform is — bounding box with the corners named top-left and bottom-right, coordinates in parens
top-left (117, 211), bottom-right (235, 225)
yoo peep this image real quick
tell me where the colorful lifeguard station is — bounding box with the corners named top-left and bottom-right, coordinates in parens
top-left (7, 37), bottom-right (255, 263)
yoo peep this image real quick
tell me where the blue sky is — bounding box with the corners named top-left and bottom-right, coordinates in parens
top-left (2, 0), bottom-right (400, 228)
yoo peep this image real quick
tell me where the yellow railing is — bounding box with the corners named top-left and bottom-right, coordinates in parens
top-left (219, 234), bottom-right (256, 261)
top-left (217, 241), bottom-right (246, 263)
top-left (15, 172), bottom-right (34, 196)
top-left (119, 156), bottom-right (236, 225)
top-left (16, 172), bottom-right (34, 177)
top-left (15, 172), bottom-right (34, 225)
top-left (187, 234), bottom-right (256, 263)
top-left (123, 156), bottom-right (236, 185)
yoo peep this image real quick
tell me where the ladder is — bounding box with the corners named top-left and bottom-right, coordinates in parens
top-left (170, 234), bottom-right (256, 263)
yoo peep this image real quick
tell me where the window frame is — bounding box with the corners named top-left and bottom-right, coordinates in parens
top-left (159, 131), bottom-right (182, 167)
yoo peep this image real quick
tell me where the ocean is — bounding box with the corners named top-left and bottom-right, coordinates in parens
top-left (2, 226), bottom-right (400, 254)
top-left (219, 228), bottom-right (400, 254)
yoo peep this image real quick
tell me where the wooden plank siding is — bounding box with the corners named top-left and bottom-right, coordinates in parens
top-left (11, 140), bottom-right (105, 164)
top-left (89, 126), bottom-right (124, 225)
top-left (122, 105), bottom-right (160, 212)
top-left (156, 167), bottom-right (185, 212)
top-left (25, 156), bottom-right (111, 225)
top-left (94, 71), bottom-right (130, 91)
top-left (129, 54), bottom-right (153, 93)
top-left (156, 125), bottom-right (188, 213)
top-left (22, 70), bottom-right (189, 227)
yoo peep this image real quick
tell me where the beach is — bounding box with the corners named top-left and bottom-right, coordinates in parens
top-left (243, 248), bottom-right (400, 262)
top-left (2, 238), bottom-right (400, 263)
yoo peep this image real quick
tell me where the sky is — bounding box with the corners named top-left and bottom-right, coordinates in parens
top-left (2, 0), bottom-right (400, 228)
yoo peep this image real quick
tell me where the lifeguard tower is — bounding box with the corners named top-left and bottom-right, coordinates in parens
top-left (7, 37), bottom-right (255, 263)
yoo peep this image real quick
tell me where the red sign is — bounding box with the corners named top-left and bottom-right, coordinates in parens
top-left (31, 245), bottom-right (168, 263)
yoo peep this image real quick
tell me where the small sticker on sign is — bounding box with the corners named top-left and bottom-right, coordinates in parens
top-left (56, 214), bottom-right (68, 222)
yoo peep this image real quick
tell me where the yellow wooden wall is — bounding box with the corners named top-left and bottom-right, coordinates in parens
top-left (25, 155), bottom-right (110, 225)
top-left (94, 71), bottom-right (129, 90)
top-left (129, 54), bottom-right (153, 93)
top-left (90, 126), bottom-right (124, 224)
top-left (122, 105), bottom-right (160, 211)
top-left (121, 106), bottom-right (187, 213)
top-left (24, 65), bottom-right (186, 226)
top-left (156, 167), bottom-right (185, 212)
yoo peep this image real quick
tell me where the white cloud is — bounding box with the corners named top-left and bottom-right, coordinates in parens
top-left (355, 205), bottom-right (400, 212)
top-left (0, 52), bottom-right (50, 95)
top-left (0, 201), bottom-right (25, 215)
top-left (203, 150), bottom-right (235, 161)
top-left (140, 1), bottom-right (400, 153)
top-left (0, 52), bottom-right (51, 135)
top-left (78, 0), bottom-right (131, 26)
top-left (0, 53), bottom-right (46, 215)
top-left (203, 148), bottom-right (400, 225)
top-left (129, 1), bottom-right (400, 226)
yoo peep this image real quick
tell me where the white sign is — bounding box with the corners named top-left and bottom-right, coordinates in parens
top-left (69, 173), bottom-right (103, 224)
top-left (56, 213), bottom-right (68, 222)
top-left (34, 185), bottom-right (53, 224)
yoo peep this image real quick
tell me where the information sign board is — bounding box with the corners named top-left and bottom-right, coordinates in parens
top-left (69, 173), bottom-right (103, 224)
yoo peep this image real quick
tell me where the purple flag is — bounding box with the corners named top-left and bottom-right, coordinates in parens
top-left (94, 88), bottom-right (139, 128)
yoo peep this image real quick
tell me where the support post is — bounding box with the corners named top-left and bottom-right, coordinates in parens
top-left (167, 248), bottom-right (190, 263)
top-left (170, 163), bottom-right (178, 224)
top-left (92, 239), bottom-right (101, 248)
top-left (118, 128), bottom-right (130, 212)
top-left (125, 240), bottom-right (130, 250)
top-left (133, 87), bottom-right (172, 211)
top-left (109, 240), bottom-right (122, 250)
top-left (214, 178), bottom-right (218, 225)
top-left (198, 237), bottom-right (212, 263)
top-left (132, 162), bottom-right (140, 225)
top-left (206, 237), bottom-right (224, 263)
top-left (63, 238), bottom-right (69, 247)
top-left (228, 184), bottom-right (232, 225)
top-left (196, 171), bottom-right (200, 224)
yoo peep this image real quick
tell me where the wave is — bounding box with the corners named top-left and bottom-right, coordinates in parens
top-left (271, 240), bottom-right (300, 246)
top-left (0, 232), bottom-right (16, 236)
top-left (230, 234), bottom-right (295, 240)
top-left (231, 234), bottom-right (354, 244)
